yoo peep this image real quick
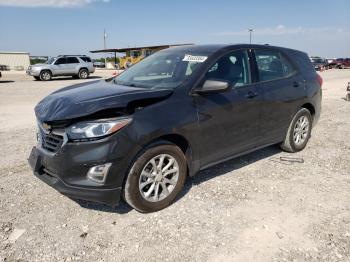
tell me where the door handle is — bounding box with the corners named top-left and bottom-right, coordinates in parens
top-left (245, 91), bottom-right (258, 99)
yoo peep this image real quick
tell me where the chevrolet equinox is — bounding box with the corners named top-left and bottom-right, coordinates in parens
top-left (29, 44), bottom-right (322, 212)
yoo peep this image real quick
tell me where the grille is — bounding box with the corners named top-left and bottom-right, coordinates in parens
top-left (40, 132), bottom-right (64, 153)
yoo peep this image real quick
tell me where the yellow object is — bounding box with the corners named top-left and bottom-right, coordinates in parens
top-left (118, 48), bottom-right (161, 69)
top-left (90, 44), bottom-right (193, 69)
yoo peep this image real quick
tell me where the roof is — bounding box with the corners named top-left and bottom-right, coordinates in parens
top-left (0, 51), bottom-right (30, 55)
top-left (179, 44), bottom-right (305, 54)
top-left (90, 44), bottom-right (193, 53)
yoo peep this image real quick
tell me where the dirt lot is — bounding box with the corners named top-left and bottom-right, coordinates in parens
top-left (0, 69), bottom-right (349, 262)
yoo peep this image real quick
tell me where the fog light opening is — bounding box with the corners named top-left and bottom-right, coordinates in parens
top-left (87, 163), bottom-right (112, 184)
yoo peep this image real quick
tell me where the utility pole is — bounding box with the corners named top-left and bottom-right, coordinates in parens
top-left (248, 29), bottom-right (254, 44)
top-left (104, 29), bottom-right (107, 68)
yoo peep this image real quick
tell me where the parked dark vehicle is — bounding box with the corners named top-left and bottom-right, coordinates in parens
top-left (310, 57), bottom-right (328, 71)
top-left (337, 58), bottom-right (350, 69)
top-left (0, 64), bottom-right (10, 71)
top-left (0, 64), bottom-right (8, 78)
top-left (28, 44), bottom-right (322, 212)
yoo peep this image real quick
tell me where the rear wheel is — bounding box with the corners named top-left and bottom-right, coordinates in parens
top-left (78, 69), bottom-right (89, 79)
top-left (123, 143), bottom-right (187, 213)
top-left (39, 70), bottom-right (52, 81)
top-left (280, 108), bottom-right (312, 153)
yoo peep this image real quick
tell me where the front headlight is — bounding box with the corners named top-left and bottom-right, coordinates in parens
top-left (66, 117), bottom-right (132, 140)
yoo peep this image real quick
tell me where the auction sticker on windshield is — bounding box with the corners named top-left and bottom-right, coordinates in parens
top-left (183, 54), bottom-right (208, 63)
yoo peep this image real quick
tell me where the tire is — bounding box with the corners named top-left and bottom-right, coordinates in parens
top-left (33, 76), bottom-right (40, 81)
top-left (280, 108), bottom-right (313, 153)
top-left (123, 143), bottom-right (187, 213)
top-left (39, 70), bottom-right (52, 81)
top-left (78, 69), bottom-right (89, 79)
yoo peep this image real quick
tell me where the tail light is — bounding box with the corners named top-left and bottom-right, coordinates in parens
top-left (316, 73), bottom-right (323, 88)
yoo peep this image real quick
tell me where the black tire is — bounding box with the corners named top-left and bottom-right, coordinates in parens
top-left (123, 143), bottom-right (187, 213)
top-left (39, 70), bottom-right (52, 81)
top-left (33, 76), bottom-right (40, 81)
top-left (78, 69), bottom-right (89, 79)
top-left (280, 108), bottom-right (313, 153)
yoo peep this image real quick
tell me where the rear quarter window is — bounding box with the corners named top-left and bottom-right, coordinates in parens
top-left (291, 51), bottom-right (315, 73)
top-left (80, 57), bottom-right (92, 62)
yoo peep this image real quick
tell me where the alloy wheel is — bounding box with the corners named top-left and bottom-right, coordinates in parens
top-left (138, 154), bottom-right (179, 202)
top-left (80, 70), bottom-right (88, 79)
top-left (293, 115), bottom-right (310, 146)
top-left (42, 72), bottom-right (51, 81)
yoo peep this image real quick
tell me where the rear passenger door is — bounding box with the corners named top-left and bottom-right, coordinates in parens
top-left (66, 57), bottom-right (80, 74)
top-left (253, 49), bottom-right (305, 144)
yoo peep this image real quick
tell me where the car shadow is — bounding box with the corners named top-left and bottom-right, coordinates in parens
top-left (178, 144), bottom-right (282, 199)
top-left (74, 144), bottom-right (282, 214)
top-left (0, 80), bottom-right (15, 83)
top-left (73, 198), bottom-right (133, 214)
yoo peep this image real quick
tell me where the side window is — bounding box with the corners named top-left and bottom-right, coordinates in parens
top-left (67, 57), bottom-right (80, 64)
top-left (205, 50), bottom-right (251, 87)
top-left (254, 49), bottom-right (296, 82)
top-left (55, 58), bottom-right (66, 65)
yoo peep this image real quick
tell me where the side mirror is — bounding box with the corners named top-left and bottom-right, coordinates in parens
top-left (195, 79), bottom-right (231, 94)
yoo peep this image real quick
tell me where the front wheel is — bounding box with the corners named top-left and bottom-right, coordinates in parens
top-left (39, 70), bottom-right (52, 81)
top-left (123, 143), bottom-right (187, 213)
top-left (280, 108), bottom-right (312, 153)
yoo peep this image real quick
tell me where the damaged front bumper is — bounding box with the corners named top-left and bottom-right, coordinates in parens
top-left (28, 146), bottom-right (122, 206)
top-left (27, 130), bottom-right (139, 206)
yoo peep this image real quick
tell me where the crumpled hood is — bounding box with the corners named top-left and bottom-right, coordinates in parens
top-left (35, 79), bottom-right (173, 122)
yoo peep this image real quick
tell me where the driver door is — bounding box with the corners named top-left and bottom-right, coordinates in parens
top-left (194, 49), bottom-right (262, 167)
top-left (53, 57), bottom-right (68, 75)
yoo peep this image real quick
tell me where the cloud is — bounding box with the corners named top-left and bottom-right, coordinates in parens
top-left (0, 0), bottom-right (110, 8)
top-left (216, 25), bottom-right (347, 36)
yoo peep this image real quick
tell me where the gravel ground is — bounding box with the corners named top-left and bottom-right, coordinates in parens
top-left (0, 69), bottom-right (349, 262)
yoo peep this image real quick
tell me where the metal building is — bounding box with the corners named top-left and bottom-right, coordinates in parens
top-left (0, 51), bottom-right (30, 70)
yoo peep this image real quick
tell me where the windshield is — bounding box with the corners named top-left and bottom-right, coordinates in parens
top-left (114, 49), bottom-right (212, 89)
top-left (46, 57), bottom-right (56, 64)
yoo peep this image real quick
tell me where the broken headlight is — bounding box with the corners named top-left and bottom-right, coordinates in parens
top-left (66, 117), bottom-right (132, 140)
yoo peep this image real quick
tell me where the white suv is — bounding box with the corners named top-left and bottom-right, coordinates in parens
top-left (27, 55), bottom-right (95, 81)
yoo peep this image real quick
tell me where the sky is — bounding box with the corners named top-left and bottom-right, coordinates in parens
top-left (0, 0), bottom-right (349, 58)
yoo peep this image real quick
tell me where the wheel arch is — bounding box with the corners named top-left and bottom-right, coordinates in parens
top-left (134, 133), bottom-right (195, 177)
top-left (40, 69), bottom-right (52, 74)
top-left (301, 102), bottom-right (315, 116)
top-left (148, 134), bottom-right (194, 175)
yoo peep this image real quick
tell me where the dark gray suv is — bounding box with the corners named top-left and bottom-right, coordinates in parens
top-left (27, 55), bottom-right (95, 81)
top-left (29, 44), bottom-right (322, 212)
